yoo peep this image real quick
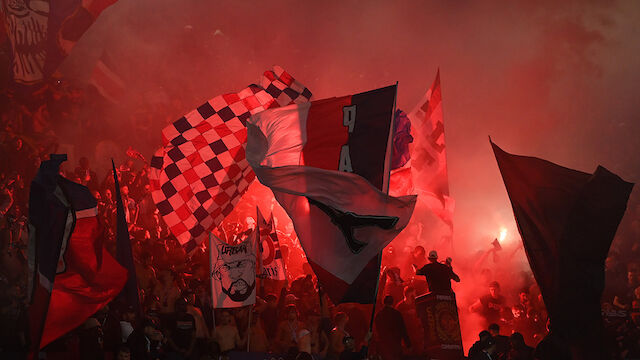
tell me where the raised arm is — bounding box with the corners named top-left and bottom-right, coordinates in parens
top-left (469, 298), bottom-right (482, 313)
top-left (450, 268), bottom-right (460, 282)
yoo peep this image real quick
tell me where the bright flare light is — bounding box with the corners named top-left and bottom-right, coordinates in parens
top-left (499, 227), bottom-right (508, 242)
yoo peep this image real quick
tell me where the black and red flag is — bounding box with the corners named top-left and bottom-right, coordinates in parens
top-left (491, 140), bottom-right (633, 359)
top-left (246, 85), bottom-right (416, 304)
top-left (27, 154), bottom-right (127, 354)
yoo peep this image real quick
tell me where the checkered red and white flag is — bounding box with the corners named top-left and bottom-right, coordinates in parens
top-left (149, 67), bottom-right (311, 252)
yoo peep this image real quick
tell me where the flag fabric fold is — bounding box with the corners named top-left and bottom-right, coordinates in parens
top-left (90, 51), bottom-right (125, 103)
top-left (28, 155), bottom-right (127, 351)
top-left (391, 109), bottom-right (413, 170)
top-left (250, 165), bottom-right (416, 285)
top-left (2, 0), bottom-right (118, 85)
top-left (246, 85), bottom-right (416, 302)
top-left (389, 109), bottom-right (415, 197)
top-left (407, 70), bottom-right (454, 226)
top-left (256, 209), bottom-right (286, 281)
top-left (491, 140), bottom-right (633, 358)
top-left (149, 66), bottom-right (311, 253)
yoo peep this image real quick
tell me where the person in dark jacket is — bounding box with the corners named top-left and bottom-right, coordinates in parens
top-left (488, 323), bottom-right (509, 359)
top-left (339, 332), bottom-right (372, 360)
top-left (507, 332), bottom-right (534, 360)
top-left (415, 250), bottom-right (460, 293)
top-left (166, 297), bottom-right (197, 359)
top-left (533, 320), bottom-right (571, 360)
top-left (374, 296), bottom-right (411, 360)
top-left (126, 318), bottom-right (164, 360)
top-left (468, 330), bottom-right (496, 360)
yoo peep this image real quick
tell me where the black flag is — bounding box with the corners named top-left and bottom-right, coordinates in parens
top-left (491, 140), bottom-right (633, 359)
top-left (113, 159), bottom-right (142, 318)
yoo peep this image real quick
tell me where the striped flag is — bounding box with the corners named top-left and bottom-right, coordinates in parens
top-left (89, 51), bottom-right (125, 103)
top-left (28, 155), bottom-right (127, 353)
top-left (408, 70), bottom-right (454, 228)
top-left (256, 209), bottom-right (286, 280)
top-left (149, 67), bottom-right (311, 252)
top-left (246, 85), bottom-right (417, 303)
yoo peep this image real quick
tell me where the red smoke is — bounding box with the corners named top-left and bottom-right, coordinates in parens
top-left (52, 0), bottom-right (640, 352)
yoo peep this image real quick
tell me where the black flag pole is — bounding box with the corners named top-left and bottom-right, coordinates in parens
top-left (112, 158), bottom-right (142, 320)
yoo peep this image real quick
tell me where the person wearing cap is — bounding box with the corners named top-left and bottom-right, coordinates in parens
top-left (414, 250), bottom-right (460, 294)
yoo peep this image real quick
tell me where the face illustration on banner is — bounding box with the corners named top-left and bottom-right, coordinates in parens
top-left (213, 243), bottom-right (256, 302)
top-left (4, 0), bottom-right (50, 84)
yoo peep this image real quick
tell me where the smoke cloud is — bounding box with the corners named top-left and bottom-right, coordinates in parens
top-left (55, 0), bottom-right (640, 351)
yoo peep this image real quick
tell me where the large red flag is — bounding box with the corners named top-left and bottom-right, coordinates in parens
top-left (407, 70), bottom-right (454, 229)
top-left (28, 155), bottom-right (127, 352)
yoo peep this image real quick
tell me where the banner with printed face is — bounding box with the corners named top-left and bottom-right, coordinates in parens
top-left (209, 233), bottom-right (256, 308)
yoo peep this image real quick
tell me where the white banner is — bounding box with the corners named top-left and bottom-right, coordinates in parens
top-left (209, 233), bottom-right (256, 308)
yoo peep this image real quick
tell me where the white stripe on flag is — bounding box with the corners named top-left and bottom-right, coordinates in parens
top-left (76, 207), bottom-right (98, 219)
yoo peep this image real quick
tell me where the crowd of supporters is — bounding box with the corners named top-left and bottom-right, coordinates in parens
top-left (1, 82), bottom-right (640, 360)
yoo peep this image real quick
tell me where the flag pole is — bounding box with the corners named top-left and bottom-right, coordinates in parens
top-left (112, 159), bottom-right (143, 320)
top-left (246, 306), bottom-right (252, 351)
top-left (209, 233), bottom-right (216, 333)
top-left (368, 81), bottom-right (399, 337)
top-left (438, 69), bottom-right (455, 257)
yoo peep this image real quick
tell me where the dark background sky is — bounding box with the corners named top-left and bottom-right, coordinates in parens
top-left (60, 0), bottom-right (640, 252)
